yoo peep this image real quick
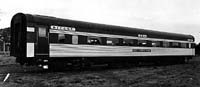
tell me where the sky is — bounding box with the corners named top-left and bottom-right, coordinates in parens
top-left (0, 0), bottom-right (200, 43)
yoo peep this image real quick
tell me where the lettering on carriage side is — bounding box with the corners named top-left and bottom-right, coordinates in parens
top-left (132, 49), bottom-right (151, 52)
top-left (50, 25), bottom-right (76, 31)
top-left (138, 34), bottom-right (147, 38)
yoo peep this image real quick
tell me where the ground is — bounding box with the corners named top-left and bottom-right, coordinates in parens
top-left (0, 56), bottom-right (200, 87)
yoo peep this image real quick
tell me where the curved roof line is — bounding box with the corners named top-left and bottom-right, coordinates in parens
top-left (12, 13), bottom-right (195, 41)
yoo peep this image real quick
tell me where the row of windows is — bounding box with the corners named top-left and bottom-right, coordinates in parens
top-left (48, 33), bottom-right (193, 48)
top-left (26, 32), bottom-right (194, 48)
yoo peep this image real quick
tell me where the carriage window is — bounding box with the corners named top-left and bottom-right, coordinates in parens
top-left (123, 39), bottom-right (135, 46)
top-left (49, 33), bottom-right (58, 43)
top-left (49, 33), bottom-right (72, 44)
top-left (163, 42), bottom-right (170, 47)
top-left (152, 41), bottom-right (161, 47)
top-left (107, 38), bottom-right (119, 45)
top-left (172, 42), bottom-right (179, 48)
top-left (88, 36), bottom-right (101, 45)
top-left (191, 43), bottom-right (195, 48)
top-left (180, 43), bottom-right (187, 48)
top-left (138, 40), bottom-right (147, 46)
top-left (72, 35), bottom-right (78, 44)
top-left (27, 32), bottom-right (35, 42)
top-left (38, 27), bottom-right (46, 37)
top-left (27, 27), bottom-right (35, 32)
top-left (58, 34), bottom-right (65, 43)
top-left (27, 27), bottom-right (35, 42)
top-left (65, 34), bottom-right (72, 44)
top-left (78, 35), bottom-right (87, 44)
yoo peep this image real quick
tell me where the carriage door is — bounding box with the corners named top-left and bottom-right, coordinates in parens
top-left (36, 26), bottom-right (49, 58)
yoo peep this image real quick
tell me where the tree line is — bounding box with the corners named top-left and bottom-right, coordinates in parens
top-left (0, 27), bottom-right (10, 51)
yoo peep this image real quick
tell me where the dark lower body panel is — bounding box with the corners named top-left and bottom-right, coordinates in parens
top-left (17, 56), bottom-right (193, 68)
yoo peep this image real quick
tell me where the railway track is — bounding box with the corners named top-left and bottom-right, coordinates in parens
top-left (1, 56), bottom-right (200, 87)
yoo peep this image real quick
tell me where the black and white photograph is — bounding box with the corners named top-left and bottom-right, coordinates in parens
top-left (0, 0), bottom-right (200, 87)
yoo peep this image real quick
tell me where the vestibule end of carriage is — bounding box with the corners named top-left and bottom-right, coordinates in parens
top-left (11, 13), bottom-right (50, 66)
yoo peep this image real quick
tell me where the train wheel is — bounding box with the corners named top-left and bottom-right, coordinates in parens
top-left (47, 61), bottom-right (66, 71)
top-left (177, 58), bottom-right (186, 64)
top-left (154, 60), bottom-right (162, 66)
top-left (19, 62), bottom-right (25, 66)
top-left (184, 57), bottom-right (190, 64)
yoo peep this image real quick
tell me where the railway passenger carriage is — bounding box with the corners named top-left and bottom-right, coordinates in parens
top-left (11, 13), bottom-right (195, 69)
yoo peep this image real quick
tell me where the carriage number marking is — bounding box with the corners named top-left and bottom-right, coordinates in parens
top-left (50, 25), bottom-right (76, 31)
top-left (132, 49), bottom-right (151, 52)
